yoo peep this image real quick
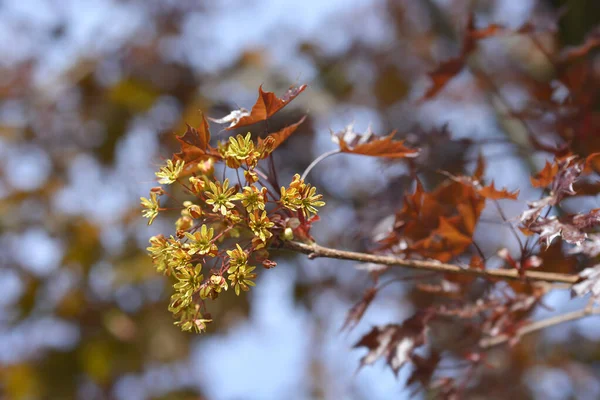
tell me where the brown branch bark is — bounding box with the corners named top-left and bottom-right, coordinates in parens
top-left (479, 307), bottom-right (600, 348)
top-left (284, 240), bottom-right (580, 284)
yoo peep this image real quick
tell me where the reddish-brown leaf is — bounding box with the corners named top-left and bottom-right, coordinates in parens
top-left (354, 312), bottom-right (429, 375)
top-left (341, 287), bottom-right (377, 332)
top-left (224, 84), bottom-right (307, 130)
top-left (422, 58), bottom-right (465, 100)
top-left (473, 153), bottom-right (485, 181)
top-left (384, 178), bottom-right (484, 262)
top-left (338, 131), bottom-right (420, 159)
top-left (478, 181), bottom-right (519, 200)
top-left (530, 161), bottom-right (558, 188)
top-left (421, 16), bottom-right (533, 101)
top-left (572, 264), bottom-right (600, 300)
top-left (174, 114), bottom-right (220, 163)
top-left (585, 152), bottom-right (600, 172)
top-left (407, 352), bottom-right (441, 392)
top-left (412, 217), bottom-right (473, 262)
top-left (260, 115), bottom-right (306, 152)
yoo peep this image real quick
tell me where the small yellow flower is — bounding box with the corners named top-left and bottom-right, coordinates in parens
top-left (184, 224), bottom-right (218, 256)
top-left (189, 176), bottom-right (205, 193)
top-left (280, 185), bottom-right (301, 211)
top-left (299, 185), bottom-right (326, 217)
top-left (200, 274), bottom-right (228, 300)
top-left (244, 170), bottom-right (259, 183)
top-left (147, 234), bottom-right (170, 273)
top-left (169, 264), bottom-right (203, 313)
top-left (226, 244), bottom-right (248, 269)
top-left (227, 264), bottom-right (257, 296)
top-left (175, 216), bottom-right (193, 232)
top-left (235, 185), bottom-right (267, 212)
top-left (175, 304), bottom-right (212, 333)
top-left (221, 133), bottom-right (259, 168)
top-left (204, 179), bottom-right (237, 215)
top-left (257, 136), bottom-right (275, 159)
top-left (156, 159), bottom-right (185, 184)
top-left (248, 210), bottom-right (274, 242)
top-left (182, 200), bottom-right (202, 219)
top-left (141, 192), bottom-right (160, 225)
top-left (197, 157), bottom-right (215, 175)
top-left (167, 244), bottom-right (192, 273)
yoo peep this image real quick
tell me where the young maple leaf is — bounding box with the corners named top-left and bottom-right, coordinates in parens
top-left (354, 312), bottom-right (429, 376)
top-left (572, 264), bottom-right (600, 300)
top-left (521, 155), bottom-right (592, 226)
top-left (174, 114), bottom-right (220, 163)
top-left (258, 115), bottom-right (306, 152)
top-left (341, 287), bottom-right (377, 332)
top-left (527, 216), bottom-right (587, 247)
top-left (406, 352), bottom-right (441, 395)
top-left (331, 124), bottom-right (420, 159)
top-left (530, 161), bottom-right (559, 188)
top-left (421, 15), bottom-right (533, 101)
top-left (570, 233), bottom-right (600, 257)
top-left (411, 217), bottom-right (473, 262)
top-left (211, 84), bottom-right (307, 130)
top-left (478, 181), bottom-right (519, 200)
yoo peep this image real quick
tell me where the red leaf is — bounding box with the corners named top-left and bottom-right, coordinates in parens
top-left (530, 161), bottom-right (558, 188)
top-left (354, 312), bottom-right (429, 376)
top-left (341, 287), bottom-right (377, 332)
top-left (585, 152), bottom-right (600, 172)
top-left (572, 264), bottom-right (600, 300)
top-left (338, 130), bottom-right (420, 159)
top-left (222, 84), bottom-right (307, 130)
top-left (174, 114), bottom-right (220, 163)
top-left (412, 217), bottom-right (473, 262)
top-left (260, 115), bottom-right (306, 152)
top-left (478, 181), bottom-right (519, 200)
top-left (473, 153), bottom-right (485, 181)
top-left (422, 58), bottom-right (465, 100)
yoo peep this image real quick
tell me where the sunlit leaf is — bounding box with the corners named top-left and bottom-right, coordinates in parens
top-left (212, 84), bottom-right (307, 130)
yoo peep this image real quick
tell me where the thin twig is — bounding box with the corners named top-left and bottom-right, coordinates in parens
top-left (283, 240), bottom-right (580, 284)
top-left (301, 149), bottom-right (341, 180)
top-left (491, 199), bottom-right (524, 251)
top-left (479, 307), bottom-right (600, 348)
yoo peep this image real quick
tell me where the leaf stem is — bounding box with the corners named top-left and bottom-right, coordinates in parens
top-left (301, 149), bottom-right (341, 180)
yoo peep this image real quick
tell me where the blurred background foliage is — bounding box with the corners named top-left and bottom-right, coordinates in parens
top-left (1, 0), bottom-right (600, 399)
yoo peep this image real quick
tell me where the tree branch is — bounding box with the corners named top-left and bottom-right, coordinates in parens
top-left (479, 307), bottom-right (600, 348)
top-left (283, 240), bottom-right (580, 284)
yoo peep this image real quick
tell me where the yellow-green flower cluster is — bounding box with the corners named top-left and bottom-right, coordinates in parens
top-left (144, 125), bottom-right (326, 334)
top-left (226, 244), bottom-right (257, 295)
top-left (219, 133), bottom-right (274, 169)
top-left (280, 174), bottom-right (326, 217)
top-left (249, 210), bottom-right (275, 243)
top-left (156, 159), bottom-right (185, 184)
top-left (169, 264), bottom-right (203, 314)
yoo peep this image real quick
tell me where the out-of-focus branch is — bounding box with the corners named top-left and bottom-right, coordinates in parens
top-left (479, 307), bottom-right (600, 348)
top-left (283, 240), bottom-right (580, 284)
